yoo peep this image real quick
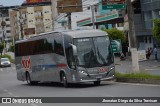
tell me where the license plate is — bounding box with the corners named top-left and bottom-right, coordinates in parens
top-left (96, 76), bottom-right (102, 79)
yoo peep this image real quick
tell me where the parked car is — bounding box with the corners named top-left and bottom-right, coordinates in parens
top-left (0, 58), bottom-right (11, 67)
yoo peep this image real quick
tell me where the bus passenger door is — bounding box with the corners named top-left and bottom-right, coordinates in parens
top-left (34, 58), bottom-right (45, 81)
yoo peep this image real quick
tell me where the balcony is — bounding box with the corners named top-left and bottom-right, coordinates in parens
top-left (36, 28), bottom-right (45, 34)
top-left (35, 21), bottom-right (44, 26)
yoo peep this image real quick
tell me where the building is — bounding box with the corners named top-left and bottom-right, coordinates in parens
top-left (9, 4), bottom-right (53, 40)
top-left (26, 0), bottom-right (51, 4)
top-left (52, 0), bottom-right (100, 31)
top-left (76, 0), bottom-right (125, 30)
top-left (133, 0), bottom-right (160, 50)
top-left (0, 6), bottom-right (19, 44)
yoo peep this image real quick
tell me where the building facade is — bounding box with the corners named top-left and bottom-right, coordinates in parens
top-left (52, 0), bottom-right (99, 31)
top-left (9, 5), bottom-right (53, 40)
top-left (0, 6), bottom-right (18, 42)
top-left (134, 0), bottom-right (160, 50)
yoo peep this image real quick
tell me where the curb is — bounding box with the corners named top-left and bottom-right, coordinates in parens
top-left (116, 78), bottom-right (160, 85)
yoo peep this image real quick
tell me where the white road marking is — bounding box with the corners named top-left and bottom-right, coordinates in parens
top-left (8, 92), bottom-right (13, 95)
top-left (145, 69), bottom-right (158, 71)
top-left (145, 69), bottom-right (154, 71)
top-left (31, 104), bottom-right (38, 106)
top-left (4, 89), bottom-right (8, 92)
top-left (118, 82), bottom-right (160, 87)
top-left (14, 96), bottom-right (19, 97)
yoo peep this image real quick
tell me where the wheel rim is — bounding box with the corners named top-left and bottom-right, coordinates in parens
top-left (62, 75), bottom-right (66, 85)
top-left (62, 74), bottom-right (68, 87)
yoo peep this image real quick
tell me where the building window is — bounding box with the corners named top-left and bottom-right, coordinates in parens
top-left (144, 36), bottom-right (147, 43)
top-left (149, 36), bottom-right (152, 43)
top-left (44, 11), bottom-right (49, 13)
top-left (29, 20), bottom-right (33, 22)
top-left (6, 30), bottom-right (11, 33)
top-left (5, 18), bottom-right (10, 21)
top-left (6, 25), bottom-right (10, 27)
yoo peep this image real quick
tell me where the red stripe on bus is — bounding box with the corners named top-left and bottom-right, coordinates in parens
top-left (57, 64), bottom-right (67, 67)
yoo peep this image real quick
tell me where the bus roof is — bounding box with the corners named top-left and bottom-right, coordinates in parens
top-left (62, 29), bottom-right (108, 38)
top-left (15, 29), bottom-right (108, 44)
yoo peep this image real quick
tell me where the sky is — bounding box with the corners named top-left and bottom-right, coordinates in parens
top-left (0, 0), bottom-right (25, 6)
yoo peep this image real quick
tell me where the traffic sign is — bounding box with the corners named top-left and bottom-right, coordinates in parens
top-left (102, 4), bottom-right (126, 10)
top-left (57, 0), bottom-right (82, 13)
top-left (111, 39), bottom-right (122, 53)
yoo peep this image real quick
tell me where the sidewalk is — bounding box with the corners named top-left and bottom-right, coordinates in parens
top-left (114, 55), bottom-right (160, 75)
top-left (6, 52), bottom-right (15, 59)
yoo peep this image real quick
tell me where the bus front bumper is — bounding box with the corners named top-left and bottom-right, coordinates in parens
top-left (78, 75), bottom-right (115, 83)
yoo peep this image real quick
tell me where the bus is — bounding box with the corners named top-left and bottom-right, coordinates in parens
top-left (15, 29), bottom-right (115, 87)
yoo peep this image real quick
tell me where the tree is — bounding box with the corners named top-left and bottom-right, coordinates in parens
top-left (153, 19), bottom-right (160, 42)
top-left (103, 28), bottom-right (126, 44)
top-left (9, 44), bottom-right (14, 52)
top-left (0, 43), bottom-right (4, 56)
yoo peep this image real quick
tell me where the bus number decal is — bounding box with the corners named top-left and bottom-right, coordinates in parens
top-left (99, 68), bottom-right (107, 73)
top-left (21, 57), bottom-right (31, 70)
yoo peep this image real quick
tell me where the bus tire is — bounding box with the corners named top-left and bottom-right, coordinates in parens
top-left (26, 72), bottom-right (37, 85)
top-left (61, 72), bottom-right (68, 88)
top-left (93, 81), bottom-right (101, 86)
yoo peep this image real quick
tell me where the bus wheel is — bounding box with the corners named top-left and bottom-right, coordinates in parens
top-left (26, 72), bottom-right (37, 85)
top-left (61, 73), bottom-right (68, 88)
top-left (94, 81), bottom-right (101, 86)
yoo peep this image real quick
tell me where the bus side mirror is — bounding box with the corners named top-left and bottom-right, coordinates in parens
top-left (69, 43), bottom-right (77, 56)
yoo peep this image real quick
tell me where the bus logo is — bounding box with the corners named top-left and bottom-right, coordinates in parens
top-left (99, 68), bottom-right (107, 73)
top-left (21, 57), bottom-right (31, 70)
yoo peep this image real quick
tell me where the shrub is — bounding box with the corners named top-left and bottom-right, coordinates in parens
top-left (0, 54), bottom-right (14, 63)
top-left (9, 44), bottom-right (14, 52)
top-left (103, 28), bottom-right (126, 44)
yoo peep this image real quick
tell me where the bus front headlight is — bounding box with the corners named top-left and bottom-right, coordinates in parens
top-left (79, 70), bottom-right (88, 75)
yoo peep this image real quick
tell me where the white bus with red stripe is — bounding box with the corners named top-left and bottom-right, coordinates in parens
top-left (15, 30), bottom-right (115, 87)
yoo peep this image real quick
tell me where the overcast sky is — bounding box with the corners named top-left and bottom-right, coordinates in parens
top-left (0, 0), bottom-right (25, 6)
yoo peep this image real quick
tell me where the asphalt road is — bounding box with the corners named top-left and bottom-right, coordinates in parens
top-left (0, 66), bottom-right (160, 106)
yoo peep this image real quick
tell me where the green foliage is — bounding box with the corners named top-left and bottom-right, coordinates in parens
top-left (116, 72), bottom-right (160, 79)
top-left (0, 54), bottom-right (14, 63)
top-left (103, 28), bottom-right (126, 44)
top-left (153, 19), bottom-right (160, 42)
top-left (9, 44), bottom-right (15, 52)
top-left (0, 43), bottom-right (4, 54)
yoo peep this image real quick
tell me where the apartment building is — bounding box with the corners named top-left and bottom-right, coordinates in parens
top-left (9, 5), bottom-right (53, 40)
top-left (0, 6), bottom-right (18, 42)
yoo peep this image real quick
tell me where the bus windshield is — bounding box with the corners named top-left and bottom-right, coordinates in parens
top-left (74, 36), bottom-right (113, 68)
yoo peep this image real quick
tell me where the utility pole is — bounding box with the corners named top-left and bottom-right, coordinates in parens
top-left (67, 12), bottom-right (72, 30)
top-left (126, 0), bottom-right (139, 72)
top-left (1, 17), bottom-right (6, 53)
top-left (51, 0), bottom-right (58, 31)
top-left (19, 9), bottom-right (24, 40)
top-left (12, 8), bottom-right (24, 40)
top-left (91, 5), bottom-right (96, 29)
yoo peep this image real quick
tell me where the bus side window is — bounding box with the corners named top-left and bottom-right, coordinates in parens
top-left (64, 36), bottom-right (75, 69)
top-left (54, 35), bottom-right (64, 56)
